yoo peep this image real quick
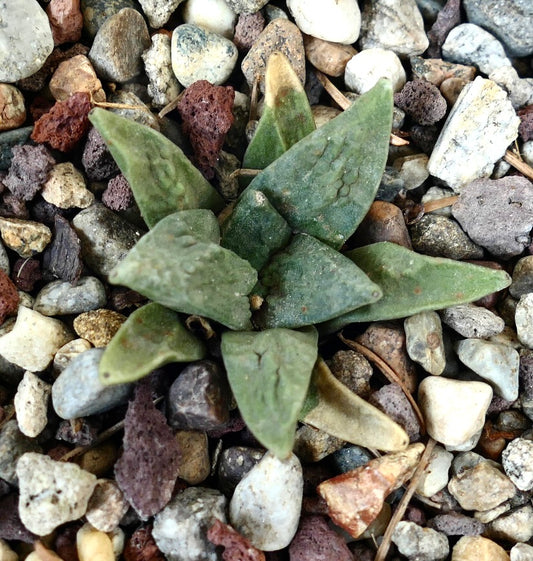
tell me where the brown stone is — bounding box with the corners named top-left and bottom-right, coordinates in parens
top-left (174, 430), bottom-right (210, 485)
top-left (440, 77), bottom-right (470, 106)
top-left (426, 0), bottom-right (461, 59)
top-left (49, 55), bottom-right (105, 102)
top-left (410, 56), bottom-right (476, 87)
top-left (317, 443), bottom-right (424, 538)
top-left (0, 85), bottom-right (26, 131)
top-left (233, 12), bottom-right (266, 51)
top-left (46, 0), bottom-right (83, 45)
top-left (73, 309), bottom-right (126, 347)
top-left (355, 200), bottom-right (412, 249)
top-left (77, 441), bottom-right (119, 477)
top-left (303, 34), bottom-right (356, 77)
top-left (451, 535), bottom-right (510, 561)
top-left (312, 105), bottom-right (341, 128)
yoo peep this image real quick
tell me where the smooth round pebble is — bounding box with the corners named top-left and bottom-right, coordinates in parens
top-left (0, 85), bottom-right (27, 131)
top-left (451, 535), bottom-right (510, 560)
top-left (344, 48), bottom-right (406, 94)
top-left (229, 451), bottom-right (303, 551)
top-left (487, 504), bottom-right (533, 543)
top-left (171, 24), bottom-right (238, 87)
top-left (217, 446), bottom-right (265, 496)
top-left (511, 543), bottom-right (533, 561)
top-left (502, 437), bottom-right (533, 491)
top-left (416, 445), bottom-right (453, 497)
top-left (182, 0), bottom-right (237, 39)
top-left (516, 294), bottom-right (533, 349)
top-left (53, 338), bottom-right (93, 373)
top-left (223, 0), bottom-right (268, 14)
top-left (14, 372), bottom-right (51, 438)
top-left (80, 0), bottom-right (137, 37)
top-left (392, 521), bottom-right (449, 561)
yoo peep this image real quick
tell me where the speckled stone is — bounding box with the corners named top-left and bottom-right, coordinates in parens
top-left (85, 479), bottom-right (130, 533)
top-left (392, 521), bottom-right (449, 561)
top-left (81, 0), bottom-right (137, 37)
top-left (405, 311), bottom-right (446, 376)
top-left (49, 54), bottom-right (105, 102)
top-left (14, 372), bottom-right (51, 438)
top-left (0, 217), bottom-right (52, 258)
top-left (440, 304), bottom-right (505, 339)
top-left (502, 437), bottom-right (533, 491)
top-left (34, 277), bottom-right (107, 316)
top-left (175, 430), bottom-right (211, 485)
top-left (41, 162), bottom-right (94, 209)
top-left (393, 153), bottom-right (429, 190)
top-left (0, 420), bottom-right (42, 485)
top-left (293, 424), bottom-right (345, 463)
top-left (223, 0), bottom-right (268, 14)
top-left (52, 348), bottom-right (132, 419)
top-left (416, 445), bottom-right (453, 497)
top-left (428, 512), bottom-right (485, 537)
top-left (138, 0), bottom-right (183, 28)
top-left (510, 256), bottom-right (533, 298)
top-left (487, 504), bottom-right (533, 543)
top-left (73, 309), bottom-right (126, 347)
top-left (217, 446), bottom-right (265, 497)
top-left (0, 85), bottom-right (26, 131)
top-left (329, 445), bottom-right (374, 473)
top-left (53, 338), bottom-right (93, 373)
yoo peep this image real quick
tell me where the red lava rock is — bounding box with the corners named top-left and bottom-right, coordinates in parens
top-left (82, 126), bottom-right (120, 181)
top-left (394, 80), bottom-right (447, 126)
top-left (288, 515), bottom-right (353, 561)
top-left (518, 104), bottom-right (533, 142)
top-left (31, 92), bottom-right (92, 152)
top-left (426, 0), bottom-right (461, 58)
top-left (0, 269), bottom-right (19, 326)
top-left (3, 144), bottom-right (56, 201)
top-left (234, 12), bottom-right (266, 50)
top-left (42, 214), bottom-right (83, 283)
top-left (0, 493), bottom-right (37, 543)
top-left (11, 257), bottom-right (42, 292)
top-left (102, 173), bottom-right (134, 211)
top-left (46, 0), bottom-right (83, 46)
top-left (207, 519), bottom-right (266, 561)
top-left (124, 525), bottom-right (165, 561)
top-left (178, 80), bottom-right (235, 179)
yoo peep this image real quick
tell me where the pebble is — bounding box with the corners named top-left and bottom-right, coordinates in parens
top-left (523, 140), bottom-right (533, 167)
top-left (52, 348), bottom-right (132, 419)
top-left (455, 339), bottom-right (519, 401)
top-left (233, 12), bottom-right (265, 50)
top-left (217, 446), bottom-right (265, 497)
top-left (171, 24), bottom-right (238, 88)
top-left (428, 512), bottom-right (485, 536)
top-left (81, 0), bottom-right (137, 37)
top-left (303, 35), bottom-right (356, 78)
top-left (293, 424), bottom-right (344, 462)
top-left (510, 257), bottom-right (533, 299)
top-left (224, 0), bottom-right (268, 13)
top-left (0, 85), bottom-right (26, 132)
top-left (359, 0), bottom-right (428, 57)
top-left (428, 77), bottom-right (519, 192)
top-left (451, 535), bottom-right (511, 560)
top-left (0, 306), bottom-right (73, 372)
top-left (17, 452), bottom-right (97, 536)
top-left (463, 0), bottom-right (533, 58)
top-left (452, 176), bottom-right (533, 259)
top-left (393, 154), bottom-right (430, 190)
top-left (230, 451), bottom-right (303, 550)
top-left (107, 90), bottom-right (160, 130)
top-left (502, 438), bottom-right (533, 491)
top-left (142, 34), bottom-right (181, 109)
top-left (392, 521), bottom-right (449, 561)
top-left (441, 304), bottom-right (505, 339)
top-left (442, 24), bottom-right (512, 76)
top-left (0, 0), bottom-right (54, 82)
top-left (182, 0), bottom-right (237, 39)
top-left (511, 543), bottom-right (533, 561)
top-left (0, 217), bottom-right (52, 258)
top-left (46, 0), bottom-right (84, 45)
top-left (516, 294), bottom-right (533, 349)
top-left (49, 54), bottom-right (106, 103)
top-left (153, 486), bottom-right (227, 561)
top-left (329, 445), bottom-right (374, 473)
top-left (405, 311), bottom-right (446, 376)
top-left (416, 444), bottom-right (453, 497)
top-left (241, 18), bottom-right (305, 92)
top-left (410, 56), bottom-right (476, 87)
top-left (88, 8), bottom-right (151, 83)
top-left (85, 479), bottom-right (129, 533)
top-left (344, 48), bottom-right (406, 94)
top-left (488, 504), bottom-right (533, 543)
top-left (73, 309), bottom-right (126, 347)
top-left (78, 441), bottom-right (119, 477)
top-left (76, 523), bottom-right (115, 561)
top-left (41, 163), bottom-right (95, 210)
top-left (53, 338), bottom-right (93, 373)
top-left (440, 77), bottom-right (471, 105)
top-left (14, 371), bottom-right (51, 438)
top-left (409, 215), bottom-right (484, 260)
top-left (72, 203), bottom-right (144, 279)
top-left (0, 540), bottom-right (17, 561)
top-left (137, 0), bottom-right (183, 28)
top-left (421, 187), bottom-right (457, 218)
top-left (0, 420), bottom-right (42, 485)
top-left (0, 243), bottom-right (9, 275)
top-left (0, 127), bottom-right (33, 171)
top-left (418, 377), bottom-right (492, 448)
top-left (447, 461), bottom-right (516, 512)
top-left (490, 66), bottom-right (533, 110)
top-left (175, 430), bottom-right (210, 485)
top-left (354, 200), bottom-right (412, 249)
top-left (287, 0), bottom-right (361, 45)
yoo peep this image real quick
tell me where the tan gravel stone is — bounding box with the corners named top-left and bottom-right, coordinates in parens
top-left (451, 535), bottom-right (510, 561)
top-left (0, 84), bottom-right (26, 131)
top-left (303, 34), bottom-right (356, 77)
top-left (41, 162), bottom-right (95, 209)
top-left (49, 54), bottom-right (106, 102)
top-left (73, 309), bottom-right (126, 347)
top-left (0, 217), bottom-right (52, 258)
top-left (175, 430), bottom-right (211, 485)
top-left (46, 0), bottom-right (83, 45)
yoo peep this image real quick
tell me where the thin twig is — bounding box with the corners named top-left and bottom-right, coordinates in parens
top-left (228, 168), bottom-right (261, 180)
top-left (249, 76), bottom-right (260, 122)
top-left (423, 195), bottom-right (459, 213)
top-left (158, 91), bottom-right (185, 118)
top-left (91, 99), bottom-right (147, 111)
top-left (374, 438), bottom-right (437, 561)
top-left (504, 149), bottom-right (533, 181)
top-left (338, 333), bottom-right (426, 434)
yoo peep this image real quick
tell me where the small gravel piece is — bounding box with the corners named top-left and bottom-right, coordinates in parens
top-left (394, 80), bottom-right (447, 125)
top-left (14, 372), bottom-right (51, 438)
top-left (73, 308), bottom-right (126, 347)
top-left (293, 424), bottom-right (344, 463)
top-left (393, 153), bottom-right (429, 191)
top-left (511, 543), bottom-right (533, 561)
top-left (41, 162), bottom-right (94, 210)
top-left (328, 349), bottom-right (373, 397)
top-left (0, 85), bottom-right (27, 132)
top-left (0, 217), bottom-right (52, 258)
top-left (510, 256), bottom-right (533, 298)
top-left (0, 421), bottom-right (42, 486)
top-left (416, 444), bottom-right (453, 497)
top-left (502, 437), bottom-right (533, 491)
top-left (49, 54), bottom-right (105, 103)
top-left (0, 269), bottom-right (19, 326)
top-left (489, 66), bottom-right (533, 110)
top-left (391, 521), bottom-right (449, 561)
top-left (217, 446), bottom-right (265, 497)
top-left (46, 0), bottom-right (84, 46)
top-left (223, 0), bottom-right (268, 13)
top-left (102, 174), bottom-right (134, 212)
top-left (452, 535), bottom-right (510, 560)
top-left (487, 504), bottom-right (533, 543)
top-left (405, 311), bottom-right (446, 375)
top-left (516, 294), bottom-right (533, 349)
top-left (85, 479), bottom-right (129, 533)
top-left (137, 0), bottom-right (183, 28)
top-left (42, 214), bottom-right (84, 283)
top-left (234, 12), bottom-right (266, 50)
top-left (440, 304), bottom-right (505, 339)
top-left (0, 127), bottom-right (33, 171)
top-left (428, 512), bottom-right (485, 536)
top-left (82, 127), bottom-right (120, 181)
top-left (175, 430), bottom-right (210, 485)
top-left (329, 445), bottom-right (374, 473)
top-left (344, 48), bottom-right (406, 94)
top-left (182, 0), bottom-right (237, 39)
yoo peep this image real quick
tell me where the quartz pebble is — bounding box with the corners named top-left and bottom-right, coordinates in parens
top-left (230, 452), bottom-right (303, 551)
top-left (487, 504), bottom-right (533, 543)
top-left (502, 438), bottom-right (533, 491)
top-left (428, 77), bottom-right (519, 192)
top-left (0, 217), bottom-right (52, 258)
top-left (182, 0), bottom-right (237, 39)
top-left (441, 304), bottom-right (505, 339)
top-left (393, 153), bottom-right (429, 190)
top-left (76, 523), bottom-right (115, 561)
top-left (303, 35), bottom-right (356, 78)
top-left (175, 430), bottom-right (210, 485)
top-left (41, 163), bottom-right (94, 209)
top-left (0, 420), bottom-right (42, 485)
top-left (52, 348), bottom-right (132, 420)
top-left (451, 535), bottom-right (511, 560)
top-left (359, 0), bottom-right (429, 57)
top-left (0, 85), bottom-right (26, 132)
top-left (142, 33), bottom-right (181, 109)
top-left (405, 311), bottom-right (446, 375)
top-left (516, 294), bottom-right (533, 349)
top-left (17, 452), bottom-right (97, 536)
top-left (34, 277), bottom-right (107, 316)
top-left (391, 521), bottom-right (449, 561)
top-left (171, 24), bottom-right (238, 87)
top-left (49, 54), bottom-right (106, 103)
top-left (511, 543), bottom-right (533, 561)
top-left (344, 48), bottom-right (406, 94)
top-left (153, 487), bottom-right (227, 561)
top-left (0, 0), bottom-right (54, 82)
top-left (416, 444), bottom-right (453, 497)
top-left (418, 377), bottom-right (492, 448)
top-left (489, 66), bottom-right (533, 110)
top-left (73, 309), bottom-right (126, 347)
top-left (14, 372), bottom-right (51, 438)
top-left (85, 479), bottom-right (129, 533)
top-left (0, 306), bottom-right (73, 372)
top-left (287, 0), bottom-right (361, 45)
top-left (89, 8), bottom-right (150, 83)
top-left (138, 0), bottom-right (183, 28)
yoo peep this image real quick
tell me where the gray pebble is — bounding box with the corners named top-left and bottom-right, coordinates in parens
top-left (502, 437), bottom-right (533, 491)
top-left (510, 256), bottom-right (533, 298)
top-left (0, 420), bottom-right (41, 486)
top-left (392, 521), bottom-right (449, 561)
top-left (329, 445), bottom-right (374, 473)
top-left (153, 487), bottom-right (227, 561)
top-left (16, 452), bottom-right (97, 536)
top-left (224, 0), bottom-right (269, 14)
top-left (81, 0), bottom-right (137, 37)
top-left (52, 348), bottom-right (132, 420)
top-left (217, 446), bottom-right (265, 497)
top-left (138, 0), bottom-right (183, 28)
top-left (0, 0), bottom-right (54, 82)
top-left (452, 451), bottom-right (498, 476)
top-left (440, 303), bottom-right (505, 339)
top-left (463, 0), bottom-right (533, 58)
top-left (405, 311), bottom-right (446, 375)
top-left (72, 203), bottom-right (144, 279)
top-left (442, 23), bottom-right (512, 76)
top-left (14, 372), bottom-right (51, 438)
top-left (489, 66), bottom-right (533, 109)
top-left (409, 214), bottom-right (484, 260)
top-left (89, 8), bottom-right (151, 83)
top-left (293, 424), bottom-right (344, 463)
top-left (108, 90), bottom-right (160, 130)
top-left (428, 512), bottom-right (485, 536)
top-left (0, 127), bottom-right (33, 171)
top-left (34, 277), bottom-right (107, 316)
top-left (328, 349), bottom-right (373, 397)
top-left (516, 294), bottom-right (533, 349)
top-left (393, 153), bottom-right (429, 190)
top-left (487, 504), bottom-right (533, 543)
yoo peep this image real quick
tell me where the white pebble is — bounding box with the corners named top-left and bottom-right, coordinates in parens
top-left (182, 0), bottom-right (237, 39)
top-left (416, 444), bottom-right (453, 497)
top-left (502, 438), bottom-right (533, 491)
top-left (85, 479), bottom-right (129, 533)
top-left (344, 48), bottom-right (406, 94)
top-left (14, 372), bottom-right (51, 438)
top-left (137, 0), bottom-right (184, 28)
top-left (41, 163), bottom-right (94, 210)
top-left (516, 293), bottom-right (533, 349)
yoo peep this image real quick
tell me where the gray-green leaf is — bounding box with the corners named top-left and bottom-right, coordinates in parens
top-left (88, 108), bottom-right (224, 228)
top-left (109, 211), bottom-right (257, 330)
top-left (99, 303), bottom-right (206, 385)
top-left (323, 241), bottom-right (512, 332)
top-left (221, 327), bottom-right (318, 458)
top-left (245, 78), bottom-right (393, 249)
top-left (255, 234), bottom-right (382, 329)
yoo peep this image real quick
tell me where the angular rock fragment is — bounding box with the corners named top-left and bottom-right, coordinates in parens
top-left (207, 519), bottom-right (265, 561)
top-left (42, 214), bottom-right (83, 283)
top-left (0, 269), bottom-right (19, 326)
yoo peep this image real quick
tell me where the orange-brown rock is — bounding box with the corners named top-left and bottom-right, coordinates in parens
top-left (46, 0), bottom-right (83, 46)
top-left (49, 55), bottom-right (105, 102)
top-left (355, 200), bottom-right (412, 249)
top-left (0, 85), bottom-right (26, 131)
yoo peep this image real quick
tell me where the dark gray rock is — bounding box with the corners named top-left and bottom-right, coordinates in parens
top-left (510, 256), bottom-right (533, 298)
top-left (81, 0), bottom-right (138, 38)
top-left (329, 445), bottom-right (374, 473)
top-left (0, 421), bottom-right (42, 485)
top-left (217, 446), bottom-right (265, 497)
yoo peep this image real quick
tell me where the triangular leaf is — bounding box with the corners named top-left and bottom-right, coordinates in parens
top-left (255, 234), bottom-right (382, 329)
top-left (243, 52), bottom-right (315, 172)
top-left (88, 108), bottom-right (224, 228)
top-left (221, 327), bottom-right (318, 458)
top-left (99, 303), bottom-right (206, 386)
top-left (323, 242), bottom-right (512, 332)
top-left (109, 211), bottom-right (257, 330)
top-left (244, 78), bottom-right (393, 249)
